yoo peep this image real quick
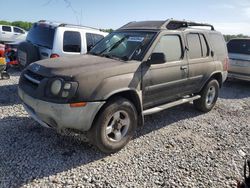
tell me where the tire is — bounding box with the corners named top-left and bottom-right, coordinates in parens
top-left (1, 71), bottom-right (10, 80)
top-left (17, 42), bottom-right (40, 68)
top-left (193, 79), bottom-right (219, 112)
top-left (88, 98), bottom-right (138, 153)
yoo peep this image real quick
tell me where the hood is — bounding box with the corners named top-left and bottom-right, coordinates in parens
top-left (28, 54), bottom-right (126, 78)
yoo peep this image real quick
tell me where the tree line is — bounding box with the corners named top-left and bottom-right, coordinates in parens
top-left (0, 20), bottom-right (33, 31)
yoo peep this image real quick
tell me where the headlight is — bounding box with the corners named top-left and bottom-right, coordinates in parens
top-left (50, 79), bottom-right (63, 95)
top-left (48, 78), bottom-right (78, 99)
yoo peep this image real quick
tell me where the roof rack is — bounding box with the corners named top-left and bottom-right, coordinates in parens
top-left (118, 19), bottom-right (215, 31)
top-left (165, 20), bottom-right (215, 30)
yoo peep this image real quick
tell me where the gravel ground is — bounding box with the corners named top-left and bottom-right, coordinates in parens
top-left (0, 70), bottom-right (249, 188)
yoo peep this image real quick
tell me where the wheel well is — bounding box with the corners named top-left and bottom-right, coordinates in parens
top-left (90, 90), bottom-right (144, 130)
top-left (106, 90), bottom-right (142, 114)
top-left (210, 73), bottom-right (223, 88)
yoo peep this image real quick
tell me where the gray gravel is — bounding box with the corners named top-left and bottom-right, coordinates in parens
top-left (0, 70), bottom-right (249, 188)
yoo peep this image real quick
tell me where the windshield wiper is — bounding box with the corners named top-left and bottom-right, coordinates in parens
top-left (99, 36), bottom-right (127, 55)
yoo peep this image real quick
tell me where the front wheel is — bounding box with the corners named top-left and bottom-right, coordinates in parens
top-left (88, 98), bottom-right (138, 153)
top-left (193, 79), bottom-right (219, 112)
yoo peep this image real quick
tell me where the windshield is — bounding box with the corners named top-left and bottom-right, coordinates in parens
top-left (227, 39), bottom-right (250, 55)
top-left (26, 23), bottom-right (55, 49)
top-left (89, 31), bottom-right (156, 61)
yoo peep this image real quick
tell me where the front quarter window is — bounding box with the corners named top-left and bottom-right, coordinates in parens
top-left (90, 31), bottom-right (156, 61)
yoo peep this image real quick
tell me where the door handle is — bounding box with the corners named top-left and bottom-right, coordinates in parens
top-left (180, 66), bottom-right (188, 70)
top-left (2, 32), bottom-right (5, 34)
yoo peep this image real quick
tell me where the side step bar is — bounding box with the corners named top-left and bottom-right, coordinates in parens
top-left (143, 95), bottom-right (201, 116)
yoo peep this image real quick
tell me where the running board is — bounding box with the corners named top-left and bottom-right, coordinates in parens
top-left (143, 95), bottom-right (201, 116)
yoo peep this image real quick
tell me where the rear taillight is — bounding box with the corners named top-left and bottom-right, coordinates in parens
top-left (50, 54), bottom-right (60, 58)
top-left (223, 57), bottom-right (229, 71)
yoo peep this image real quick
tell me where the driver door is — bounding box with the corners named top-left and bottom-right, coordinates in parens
top-left (142, 32), bottom-right (189, 109)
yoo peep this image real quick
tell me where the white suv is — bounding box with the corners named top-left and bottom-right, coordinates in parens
top-left (0, 25), bottom-right (27, 43)
top-left (17, 20), bottom-right (108, 67)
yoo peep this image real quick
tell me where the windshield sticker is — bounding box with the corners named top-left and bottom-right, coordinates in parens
top-left (127, 37), bottom-right (144, 42)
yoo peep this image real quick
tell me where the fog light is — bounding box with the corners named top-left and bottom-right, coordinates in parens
top-left (62, 91), bottom-right (69, 98)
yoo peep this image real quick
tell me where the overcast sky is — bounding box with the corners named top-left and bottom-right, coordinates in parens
top-left (1, 0), bottom-right (250, 35)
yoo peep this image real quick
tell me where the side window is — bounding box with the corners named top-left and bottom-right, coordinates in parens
top-left (153, 35), bottom-right (183, 62)
top-left (92, 34), bottom-right (104, 45)
top-left (209, 33), bottom-right (227, 56)
top-left (63, 31), bottom-right (81, 53)
top-left (2, 26), bottom-right (11, 32)
top-left (86, 33), bottom-right (93, 52)
top-left (187, 33), bottom-right (202, 59)
top-left (14, 27), bottom-right (25, 34)
top-left (200, 34), bottom-right (209, 57)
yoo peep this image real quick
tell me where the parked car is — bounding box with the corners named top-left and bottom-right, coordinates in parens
top-left (0, 25), bottom-right (27, 43)
top-left (227, 38), bottom-right (250, 81)
top-left (17, 20), bottom-right (108, 68)
top-left (18, 19), bottom-right (228, 153)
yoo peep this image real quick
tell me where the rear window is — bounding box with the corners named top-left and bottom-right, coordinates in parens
top-left (63, 31), bottom-right (81, 53)
top-left (227, 39), bottom-right (250, 55)
top-left (209, 33), bottom-right (227, 56)
top-left (26, 24), bottom-right (55, 49)
top-left (2, 26), bottom-right (11, 32)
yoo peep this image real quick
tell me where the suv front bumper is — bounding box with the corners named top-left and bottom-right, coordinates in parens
top-left (18, 88), bottom-right (105, 131)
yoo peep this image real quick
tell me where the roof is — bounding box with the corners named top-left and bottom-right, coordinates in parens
top-left (118, 19), bottom-right (215, 31)
top-left (37, 20), bottom-right (101, 31)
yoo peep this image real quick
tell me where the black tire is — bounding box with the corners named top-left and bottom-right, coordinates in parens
top-left (88, 98), bottom-right (138, 153)
top-left (193, 79), bottom-right (219, 112)
top-left (17, 42), bottom-right (40, 68)
top-left (1, 71), bottom-right (10, 80)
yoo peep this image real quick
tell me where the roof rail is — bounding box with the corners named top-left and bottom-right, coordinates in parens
top-left (38, 20), bottom-right (100, 31)
top-left (58, 23), bottom-right (100, 31)
top-left (165, 20), bottom-right (215, 30)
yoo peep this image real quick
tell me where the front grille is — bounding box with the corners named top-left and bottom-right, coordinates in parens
top-left (25, 70), bottom-right (44, 82)
top-left (23, 70), bottom-right (45, 89)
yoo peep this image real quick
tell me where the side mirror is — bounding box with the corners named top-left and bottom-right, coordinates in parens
top-left (149, 53), bottom-right (166, 64)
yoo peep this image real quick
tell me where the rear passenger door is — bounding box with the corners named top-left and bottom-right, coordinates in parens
top-left (185, 32), bottom-right (214, 92)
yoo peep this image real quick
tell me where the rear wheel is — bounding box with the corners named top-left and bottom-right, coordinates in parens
top-left (88, 98), bottom-right (138, 153)
top-left (194, 79), bottom-right (219, 112)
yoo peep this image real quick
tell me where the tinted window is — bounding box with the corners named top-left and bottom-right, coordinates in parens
top-left (14, 27), bottom-right (25, 34)
top-left (86, 33), bottom-right (94, 51)
top-left (187, 33), bottom-right (202, 59)
top-left (86, 33), bottom-right (104, 52)
top-left (26, 24), bottom-right (55, 49)
top-left (92, 34), bottom-right (104, 44)
top-left (153, 35), bottom-right (182, 62)
top-left (200, 34), bottom-right (209, 57)
top-left (63, 31), bottom-right (81, 52)
top-left (227, 39), bottom-right (250, 55)
top-left (2, 26), bottom-right (11, 32)
top-left (209, 33), bottom-right (227, 56)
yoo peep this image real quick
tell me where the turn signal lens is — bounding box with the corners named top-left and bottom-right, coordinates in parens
top-left (70, 102), bottom-right (87, 108)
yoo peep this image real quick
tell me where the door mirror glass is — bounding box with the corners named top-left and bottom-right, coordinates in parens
top-left (149, 53), bottom-right (166, 64)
